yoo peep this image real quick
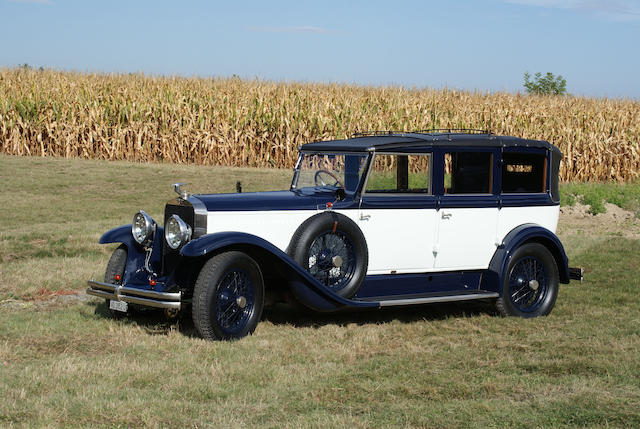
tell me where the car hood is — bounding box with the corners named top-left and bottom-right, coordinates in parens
top-left (192, 190), bottom-right (349, 212)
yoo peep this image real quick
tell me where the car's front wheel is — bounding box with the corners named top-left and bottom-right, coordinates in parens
top-left (192, 251), bottom-right (265, 341)
top-left (104, 244), bottom-right (130, 318)
top-left (495, 243), bottom-right (559, 317)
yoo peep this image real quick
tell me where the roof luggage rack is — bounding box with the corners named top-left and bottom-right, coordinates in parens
top-left (353, 128), bottom-right (491, 137)
top-left (352, 130), bottom-right (405, 137)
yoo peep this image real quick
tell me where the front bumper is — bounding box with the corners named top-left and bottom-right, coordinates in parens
top-left (86, 280), bottom-right (182, 310)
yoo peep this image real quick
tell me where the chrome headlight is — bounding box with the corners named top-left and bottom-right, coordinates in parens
top-left (132, 210), bottom-right (156, 247)
top-left (165, 215), bottom-right (192, 250)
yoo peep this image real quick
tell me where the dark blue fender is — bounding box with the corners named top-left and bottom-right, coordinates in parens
top-left (99, 224), bottom-right (135, 247)
top-left (480, 223), bottom-right (570, 294)
top-left (181, 231), bottom-right (378, 312)
top-left (99, 224), bottom-right (165, 287)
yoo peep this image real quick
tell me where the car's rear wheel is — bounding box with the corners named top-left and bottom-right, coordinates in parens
top-left (495, 243), bottom-right (559, 317)
top-left (192, 251), bottom-right (264, 341)
top-left (288, 212), bottom-right (368, 298)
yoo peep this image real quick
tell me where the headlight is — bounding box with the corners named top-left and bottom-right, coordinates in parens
top-left (131, 210), bottom-right (156, 247)
top-left (165, 215), bottom-right (192, 250)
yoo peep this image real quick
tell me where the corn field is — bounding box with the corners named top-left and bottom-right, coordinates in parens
top-left (1, 68), bottom-right (639, 181)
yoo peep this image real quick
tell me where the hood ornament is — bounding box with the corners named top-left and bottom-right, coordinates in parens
top-left (172, 183), bottom-right (190, 200)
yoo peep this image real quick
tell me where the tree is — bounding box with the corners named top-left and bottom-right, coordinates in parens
top-left (523, 72), bottom-right (567, 95)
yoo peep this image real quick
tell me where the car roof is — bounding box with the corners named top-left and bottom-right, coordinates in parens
top-left (300, 132), bottom-right (561, 154)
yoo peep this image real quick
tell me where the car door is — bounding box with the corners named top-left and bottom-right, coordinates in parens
top-left (433, 150), bottom-right (500, 271)
top-left (357, 152), bottom-right (437, 275)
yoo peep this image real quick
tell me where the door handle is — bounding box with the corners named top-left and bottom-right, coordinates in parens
top-left (441, 212), bottom-right (452, 220)
top-left (360, 214), bottom-right (371, 221)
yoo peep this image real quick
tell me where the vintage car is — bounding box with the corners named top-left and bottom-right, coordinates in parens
top-left (87, 130), bottom-right (583, 340)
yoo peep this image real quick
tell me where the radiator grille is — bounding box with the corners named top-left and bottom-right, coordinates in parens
top-left (162, 200), bottom-right (195, 275)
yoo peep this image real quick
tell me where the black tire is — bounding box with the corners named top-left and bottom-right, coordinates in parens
top-left (105, 244), bottom-right (127, 284)
top-left (288, 212), bottom-right (368, 298)
top-left (495, 243), bottom-right (559, 318)
top-left (192, 251), bottom-right (265, 341)
top-left (104, 244), bottom-right (129, 318)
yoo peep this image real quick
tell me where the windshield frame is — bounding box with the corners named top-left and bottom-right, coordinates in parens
top-left (290, 150), bottom-right (372, 195)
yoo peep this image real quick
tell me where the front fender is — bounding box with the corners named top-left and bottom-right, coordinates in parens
top-left (99, 224), bottom-right (165, 286)
top-left (481, 224), bottom-right (570, 293)
top-left (99, 224), bottom-right (134, 246)
top-left (181, 232), bottom-right (377, 312)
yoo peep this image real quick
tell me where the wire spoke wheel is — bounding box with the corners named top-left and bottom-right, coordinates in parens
top-left (307, 231), bottom-right (355, 292)
top-left (288, 212), bottom-right (368, 298)
top-left (215, 269), bottom-right (255, 335)
top-left (496, 242), bottom-right (559, 318)
top-left (192, 251), bottom-right (264, 341)
top-left (508, 256), bottom-right (549, 313)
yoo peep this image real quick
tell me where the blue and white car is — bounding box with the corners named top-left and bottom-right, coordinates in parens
top-left (87, 130), bottom-right (583, 340)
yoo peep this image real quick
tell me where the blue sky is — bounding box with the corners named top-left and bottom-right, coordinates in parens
top-left (1, 0), bottom-right (639, 98)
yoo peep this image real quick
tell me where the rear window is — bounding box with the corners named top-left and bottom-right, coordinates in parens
top-left (445, 152), bottom-right (493, 194)
top-left (502, 153), bottom-right (547, 193)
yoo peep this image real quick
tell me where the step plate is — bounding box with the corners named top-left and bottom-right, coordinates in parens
top-left (371, 292), bottom-right (499, 307)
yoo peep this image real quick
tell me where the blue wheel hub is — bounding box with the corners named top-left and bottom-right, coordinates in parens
top-left (307, 231), bottom-right (356, 291)
top-left (215, 269), bottom-right (255, 335)
top-left (508, 256), bottom-right (548, 313)
top-left (317, 249), bottom-right (334, 270)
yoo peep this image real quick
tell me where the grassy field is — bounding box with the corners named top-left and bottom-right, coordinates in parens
top-left (1, 155), bottom-right (640, 427)
top-left (2, 67), bottom-right (640, 182)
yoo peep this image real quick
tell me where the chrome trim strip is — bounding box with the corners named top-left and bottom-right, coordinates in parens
top-left (187, 195), bottom-right (208, 238)
top-left (377, 292), bottom-right (499, 307)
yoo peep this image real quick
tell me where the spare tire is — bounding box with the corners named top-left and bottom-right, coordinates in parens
top-left (287, 211), bottom-right (368, 298)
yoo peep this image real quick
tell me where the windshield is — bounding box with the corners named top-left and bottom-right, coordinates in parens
top-left (291, 153), bottom-right (368, 193)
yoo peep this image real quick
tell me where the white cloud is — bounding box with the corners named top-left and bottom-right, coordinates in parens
top-left (247, 26), bottom-right (332, 34)
top-left (505, 0), bottom-right (640, 21)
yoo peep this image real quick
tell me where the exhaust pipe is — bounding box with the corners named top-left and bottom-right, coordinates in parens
top-left (569, 267), bottom-right (584, 283)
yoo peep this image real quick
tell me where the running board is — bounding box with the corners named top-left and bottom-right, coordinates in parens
top-left (359, 292), bottom-right (499, 307)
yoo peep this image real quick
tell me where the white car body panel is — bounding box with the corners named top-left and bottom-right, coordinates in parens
top-left (357, 208), bottom-right (437, 274)
top-left (434, 207), bottom-right (499, 270)
top-left (205, 204), bottom-right (560, 275)
top-left (207, 210), bottom-right (321, 252)
top-left (497, 205), bottom-right (559, 238)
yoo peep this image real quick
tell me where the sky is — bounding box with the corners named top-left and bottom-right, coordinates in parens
top-left (1, 0), bottom-right (640, 99)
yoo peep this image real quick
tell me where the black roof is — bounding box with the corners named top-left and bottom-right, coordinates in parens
top-left (300, 132), bottom-right (561, 154)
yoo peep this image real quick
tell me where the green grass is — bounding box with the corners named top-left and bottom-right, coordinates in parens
top-left (561, 181), bottom-right (640, 215)
top-left (1, 154), bottom-right (640, 427)
top-left (0, 155), bottom-right (291, 300)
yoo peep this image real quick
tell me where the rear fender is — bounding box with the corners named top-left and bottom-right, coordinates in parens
top-left (181, 232), bottom-right (377, 312)
top-left (481, 223), bottom-right (570, 294)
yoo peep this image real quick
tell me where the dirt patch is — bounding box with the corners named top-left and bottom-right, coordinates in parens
top-left (0, 290), bottom-right (92, 311)
top-left (558, 202), bottom-right (640, 239)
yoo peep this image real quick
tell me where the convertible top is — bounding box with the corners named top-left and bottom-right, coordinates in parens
top-left (300, 132), bottom-right (561, 155)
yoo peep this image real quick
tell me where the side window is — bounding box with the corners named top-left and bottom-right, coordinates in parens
top-left (366, 154), bottom-right (431, 194)
top-left (502, 152), bottom-right (547, 193)
top-left (445, 152), bottom-right (493, 194)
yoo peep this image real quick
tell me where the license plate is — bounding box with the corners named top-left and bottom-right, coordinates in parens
top-left (109, 299), bottom-right (128, 313)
